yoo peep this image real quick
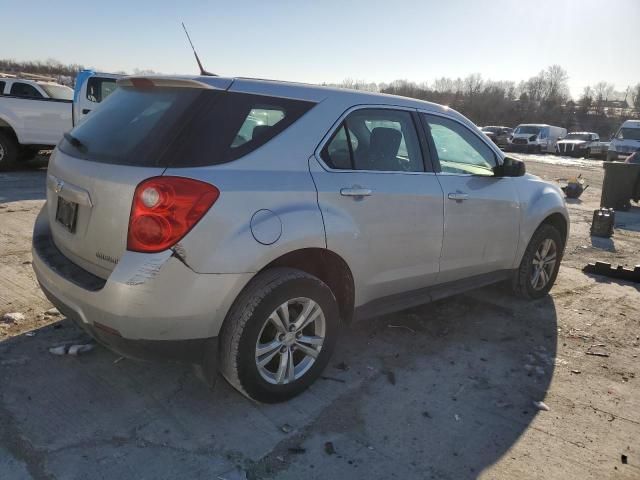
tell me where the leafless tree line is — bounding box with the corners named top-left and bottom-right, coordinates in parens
top-left (3, 59), bottom-right (638, 137)
top-left (330, 66), bottom-right (640, 137)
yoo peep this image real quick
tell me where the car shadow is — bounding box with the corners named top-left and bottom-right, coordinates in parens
top-left (0, 286), bottom-right (557, 479)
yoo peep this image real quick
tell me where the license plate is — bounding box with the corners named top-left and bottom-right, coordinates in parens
top-left (55, 197), bottom-right (78, 233)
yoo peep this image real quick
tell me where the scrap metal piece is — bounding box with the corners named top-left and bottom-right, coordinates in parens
top-left (583, 261), bottom-right (640, 283)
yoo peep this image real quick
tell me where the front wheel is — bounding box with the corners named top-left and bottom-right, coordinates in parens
top-left (512, 224), bottom-right (564, 299)
top-left (0, 132), bottom-right (18, 171)
top-left (219, 268), bottom-right (340, 403)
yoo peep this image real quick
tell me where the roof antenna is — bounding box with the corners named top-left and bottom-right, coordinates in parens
top-left (182, 22), bottom-right (216, 76)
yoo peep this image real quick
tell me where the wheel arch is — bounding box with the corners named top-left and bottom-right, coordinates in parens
top-left (0, 114), bottom-right (23, 145)
top-left (257, 248), bottom-right (355, 323)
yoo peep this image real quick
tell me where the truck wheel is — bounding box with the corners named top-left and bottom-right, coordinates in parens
top-left (512, 224), bottom-right (564, 300)
top-left (0, 132), bottom-right (18, 171)
top-left (18, 146), bottom-right (40, 162)
top-left (584, 149), bottom-right (591, 159)
top-left (219, 268), bottom-right (340, 403)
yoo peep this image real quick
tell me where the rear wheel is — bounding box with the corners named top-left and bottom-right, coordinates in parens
top-left (0, 132), bottom-right (18, 171)
top-left (512, 224), bottom-right (563, 299)
top-left (219, 268), bottom-right (340, 403)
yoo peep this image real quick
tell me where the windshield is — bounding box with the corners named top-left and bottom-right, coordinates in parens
top-left (618, 128), bottom-right (640, 141)
top-left (514, 126), bottom-right (541, 135)
top-left (481, 127), bottom-right (499, 133)
top-left (39, 83), bottom-right (73, 100)
top-left (565, 133), bottom-right (591, 141)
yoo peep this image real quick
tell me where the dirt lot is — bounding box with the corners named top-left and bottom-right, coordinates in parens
top-left (1, 155), bottom-right (639, 479)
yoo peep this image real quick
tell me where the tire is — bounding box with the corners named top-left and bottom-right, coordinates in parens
top-left (18, 146), bottom-right (40, 162)
top-left (219, 267), bottom-right (340, 403)
top-left (512, 224), bottom-right (564, 300)
top-left (0, 131), bottom-right (19, 171)
top-left (584, 148), bottom-right (591, 159)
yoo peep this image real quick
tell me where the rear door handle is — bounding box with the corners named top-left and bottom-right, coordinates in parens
top-left (82, 109), bottom-right (91, 114)
top-left (447, 192), bottom-right (469, 201)
top-left (340, 187), bottom-right (372, 197)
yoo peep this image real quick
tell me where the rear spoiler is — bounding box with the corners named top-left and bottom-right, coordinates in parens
top-left (117, 76), bottom-right (233, 91)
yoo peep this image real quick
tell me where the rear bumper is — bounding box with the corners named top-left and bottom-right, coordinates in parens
top-left (32, 206), bottom-right (252, 345)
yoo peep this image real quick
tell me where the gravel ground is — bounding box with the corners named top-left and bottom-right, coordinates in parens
top-left (0, 154), bottom-right (639, 479)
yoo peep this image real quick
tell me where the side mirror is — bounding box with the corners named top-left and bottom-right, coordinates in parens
top-left (494, 156), bottom-right (525, 177)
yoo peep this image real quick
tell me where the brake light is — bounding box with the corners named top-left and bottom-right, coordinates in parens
top-left (127, 177), bottom-right (219, 253)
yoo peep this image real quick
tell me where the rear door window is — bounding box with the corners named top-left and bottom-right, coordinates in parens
top-left (321, 109), bottom-right (424, 172)
top-left (10, 82), bottom-right (43, 98)
top-left (60, 87), bottom-right (316, 167)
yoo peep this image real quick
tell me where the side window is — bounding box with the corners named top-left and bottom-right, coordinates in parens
top-left (321, 109), bottom-right (423, 172)
top-left (0, 81), bottom-right (5, 95)
top-left (322, 124), bottom-right (353, 169)
top-left (10, 82), bottom-right (43, 98)
top-left (423, 114), bottom-right (496, 176)
top-left (232, 106), bottom-right (286, 148)
top-left (86, 77), bottom-right (117, 103)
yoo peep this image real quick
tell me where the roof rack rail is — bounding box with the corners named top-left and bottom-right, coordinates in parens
top-left (0, 71), bottom-right (57, 82)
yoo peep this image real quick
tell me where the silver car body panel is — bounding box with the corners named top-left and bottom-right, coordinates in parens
top-left (34, 76), bottom-right (569, 341)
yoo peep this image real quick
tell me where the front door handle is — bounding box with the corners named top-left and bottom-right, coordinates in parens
top-left (82, 109), bottom-right (91, 114)
top-left (447, 192), bottom-right (469, 201)
top-left (340, 187), bottom-right (372, 197)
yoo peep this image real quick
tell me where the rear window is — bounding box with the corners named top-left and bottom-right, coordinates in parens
top-left (39, 84), bottom-right (73, 101)
top-left (59, 86), bottom-right (316, 167)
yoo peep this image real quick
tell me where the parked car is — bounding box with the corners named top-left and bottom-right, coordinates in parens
top-left (72, 70), bottom-right (120, 126)
top-left (480, 125), bottom-right (513, 148)
top-left (509, 124), bottom-right (567, 153)
top-left (32, 75), bottom-right (569, 402)
top-left (607, 119), bottom-right (640, 161)
top-left (555, 132), bottom-right (609, 158)
top-left (0, 73), bottom-right (73, 169)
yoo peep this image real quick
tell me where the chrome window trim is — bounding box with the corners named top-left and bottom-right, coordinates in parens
top-left (313, 104), bottom-right (435, 175)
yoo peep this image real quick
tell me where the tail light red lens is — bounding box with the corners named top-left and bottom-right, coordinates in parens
top-left (127, 177), bottom-right (219, 253)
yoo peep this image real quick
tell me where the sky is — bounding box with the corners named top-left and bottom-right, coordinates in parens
top-left (2, 0), bottom-right (639, 99)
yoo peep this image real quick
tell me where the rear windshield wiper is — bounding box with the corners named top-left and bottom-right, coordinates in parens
top-left (64, 132), bottom-right (87, 151)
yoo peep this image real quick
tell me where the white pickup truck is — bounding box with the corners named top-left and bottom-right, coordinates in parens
top-left (0, 73), bottom-right (73, 169)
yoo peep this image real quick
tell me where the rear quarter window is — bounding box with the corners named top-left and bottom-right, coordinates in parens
top-left (60, 87), bottom-right (316, 167)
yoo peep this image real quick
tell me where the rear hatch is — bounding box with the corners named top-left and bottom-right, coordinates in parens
top-left (47, 77), bottom-right (233, 278)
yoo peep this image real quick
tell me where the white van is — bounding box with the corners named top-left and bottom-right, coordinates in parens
top-left (509, 124), bottom-right (567, 153)
top-left (607, 119), bottom-right (640, 161)
top-left (72, 70), bottom-right (121, 126)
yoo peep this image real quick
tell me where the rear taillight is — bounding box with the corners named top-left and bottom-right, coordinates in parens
top-left (127, 177), bottom-right (219, 253)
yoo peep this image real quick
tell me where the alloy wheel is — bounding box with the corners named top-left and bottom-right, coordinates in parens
top-left (255, 297), bottom-right (326, 385)
top-left (531, 238), bottom-right (557, 290)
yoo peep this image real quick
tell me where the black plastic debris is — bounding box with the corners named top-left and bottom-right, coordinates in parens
top-left (561, 175), bottom-right (588, 199)
top-left (590, 208), bottom-right (615, 238)
top-left (583, 261), bottom-right (640, 283)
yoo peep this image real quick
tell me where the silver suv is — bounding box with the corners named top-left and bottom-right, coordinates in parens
top-left (32, 76), bottom-right (568, 402)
